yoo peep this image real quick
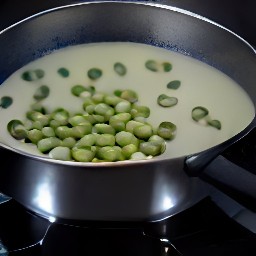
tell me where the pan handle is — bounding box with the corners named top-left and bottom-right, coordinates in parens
top-left (185, 125), bottom-right (256, 212)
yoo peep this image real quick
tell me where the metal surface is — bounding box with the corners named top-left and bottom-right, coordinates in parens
top-left (0, 2), bottom-right (256, 221)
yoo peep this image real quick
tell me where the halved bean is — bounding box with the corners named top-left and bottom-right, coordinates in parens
top-left (7, 120), bottom-right (27, 140)
top-left (157, 94), bottom-right (178, 107)
top-left (208, 119), bottom-right (221, 130)
top-left (192, 106), bottom-right (209, 122)
top-left (157, 121), bottom-right (177, 140)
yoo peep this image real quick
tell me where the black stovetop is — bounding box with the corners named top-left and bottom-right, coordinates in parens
top-left (1, 196), bottom-right (256, 256)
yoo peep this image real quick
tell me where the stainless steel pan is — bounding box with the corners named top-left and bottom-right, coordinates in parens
top-left (0, 1), bottom-right (256, 222)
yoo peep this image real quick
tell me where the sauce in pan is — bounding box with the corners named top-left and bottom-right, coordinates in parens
top-left (0, 42), bottom-right (254, 160)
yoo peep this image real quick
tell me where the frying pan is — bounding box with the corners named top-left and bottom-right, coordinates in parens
top-left (0, 1), bottom-right (256, 222)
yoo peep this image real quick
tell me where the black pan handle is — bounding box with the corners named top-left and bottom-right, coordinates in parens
top-left (184, 123), bottom-right (256, 212)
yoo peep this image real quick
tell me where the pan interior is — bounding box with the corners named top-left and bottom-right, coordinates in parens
top-left (0, 41), bottom-right (254, 162)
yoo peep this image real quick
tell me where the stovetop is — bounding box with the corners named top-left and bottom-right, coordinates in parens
top-left (1, 196), bottom-right (256, 256)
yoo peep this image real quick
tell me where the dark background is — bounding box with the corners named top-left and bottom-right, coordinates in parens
top-left (0, 0), bottom-right (256, 47)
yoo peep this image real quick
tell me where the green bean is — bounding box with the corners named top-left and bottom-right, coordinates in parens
top-left (7, 120), bottom-right (27, 140)
top-left (121, 144), bottom-right (138, 159)
top-left (157, 94), bottom-right (178, 107)
top-left (23, 120), bottom-right (33, 130)
top-left (61, 137), bottom-right (77, 148)
top-left (30, 102), bottom-right (47, 114)
top-left (94, 103), bottom-right (115, 116)
top-left (115, 101), bottom-right (131, 113)
top-left (75, 134), bottom-right (96, 148)
top-left (109, 113), bottom-right (131, 125)
top-left (104, 95), bottom-right (123, 106)
top-left (72, 85), bottom-right (95, 98)
top-left (130, 152), bottom-right (147, 160)
top-left (130, 104), bottom-right (150, 118)
top-left (32, 120), bottom-right (44, 130)
top-left (115, 131), bottom-right (139, 147)
top-left (167, 80), bottom-right (181, 90)
top-left (114, 62), bottom-right (127, 76)
top-left (57, 67), bottom-right (70, 78)
top-left (51, 108), bottom-right (69, 125)
top-left (192, 106), bottom-right (209, 122)
top-left (148, 134), bottom-right (165, 144)
top-left (139, 141), bottom-right (164, 156)
top-left (113, 89), bottom-right (122, 97)
top-left (125, 120), bottom-right (144, 133)
top-left (95, 134), bottom-right (115, 147)
top-left (71, 85), bottom-right (87, 97)
top-left (94, 123), bottom-right (115, 135)
top-left (69, 115), bottom-right (90, 126)
top-left (37, 137), bottom-right (61, 153)
top-left (145, 60), bottom-right (172, 72)
top-left (82, 114), bottom-right (97, 124)
top-left (120, 90), bottom-right (138, 103)
top-left (92, 92), bottom-right (105, 104)
top-left (85, 104), bottom-right (95, 115)
top-left (87, 68), bottom-right (102, 80)
top-left (92, 114), bottom-right (105, 123)
top-left (71, 146), bottom-right (96, 162)
top-left (33, 85), bottom-right (50, 101)
top-left (42, 127), bottom-right (55, 137)
top-left (157, 121), bottom-right (177, 140)
top-left (162, 62), bottom-right (172, 72)
top-left (55, 126), bottom-right (73, 139)
top-left (207, 119), bottom-right (221, 130)
top-left (96, 146), bottom-right (122, 161)
top-left (71, 123), bottom-right (92, 138)
top-left (145, 60), bottom-right (158, 72)
top-left (0, 96), bottom-right (13, 109)
top-left (110, 120), bottom-right (126, 132)
top-left (26, 111), bottom-right (50, 126)
top-left (21, 69), bottom-right (45, 81)
top-left (27, 129), bottom-right (43, 144)
top-left (83, 97), bottom-right (95, 108)
top-left (133, 124), bottom-right (153, 140)
top-left (49, 146), bottom-right (71, 161)
top-left (49, 119), bottom-right (62, 129)
top-left (133, 116), bottom-right (147, 123)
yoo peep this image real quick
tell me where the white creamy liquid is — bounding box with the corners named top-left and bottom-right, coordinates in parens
top-left (0, 42), bottom-right (254, 160)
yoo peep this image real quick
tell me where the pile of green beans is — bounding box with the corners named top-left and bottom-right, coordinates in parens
top-left (7, 86), bottom-right (176, 162)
